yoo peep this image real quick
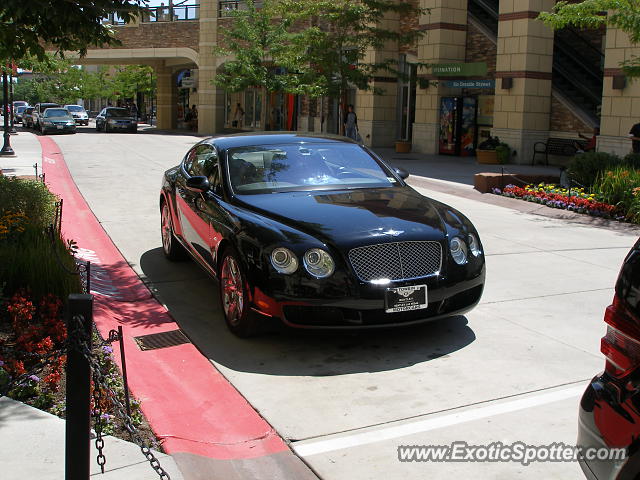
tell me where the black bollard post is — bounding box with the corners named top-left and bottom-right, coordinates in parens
top-left (65, 294), bottom-right (94, 480)
top-left (1, 69), bottom-right (14, 156)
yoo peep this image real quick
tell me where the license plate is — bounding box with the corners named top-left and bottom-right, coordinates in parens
top-left (385, 285), bottom-right (428, 313)
top-left (56, 125), bottom-right (63, 129)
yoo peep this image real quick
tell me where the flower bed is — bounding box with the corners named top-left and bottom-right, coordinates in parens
top-left (0, 177), bottom-right (160, 448)
top-left (492, 183), bottom-right (623, 220)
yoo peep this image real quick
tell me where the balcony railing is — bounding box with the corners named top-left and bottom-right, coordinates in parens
top-left (103, 4), bottom-right (200, 25)
top-left (219, 0), bottom-right (263, 17)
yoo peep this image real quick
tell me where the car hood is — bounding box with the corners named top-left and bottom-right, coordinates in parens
top-left (108, 116), bottom-right (135, 120)
top-left (45, 116), bottom-right (73, 121)
top-left (235, 186), bottom-right (448, 249)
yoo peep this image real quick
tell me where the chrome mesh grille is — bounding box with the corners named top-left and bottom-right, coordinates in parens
top-left (348, 241), bottom-right (442, 282)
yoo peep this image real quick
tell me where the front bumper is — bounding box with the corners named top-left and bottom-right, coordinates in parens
top-left (250, 269), bottom-right (485, 329)
top-left (42, 123), bottom-right (76, 133)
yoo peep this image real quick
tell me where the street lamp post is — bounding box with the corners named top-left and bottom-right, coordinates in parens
top-left (1, 69), bottom-right (14, 156)
top-left (9, 70), bottom-right (17, 134)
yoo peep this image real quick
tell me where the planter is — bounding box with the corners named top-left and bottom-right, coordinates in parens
top-left (395, 141), bottom-right (411, 153)
top-left (476, 149), bottom-right (499, 164)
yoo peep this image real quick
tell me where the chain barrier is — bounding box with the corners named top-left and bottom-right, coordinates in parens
top-left (67, 315), bottom-right (171, 479)
top-left (2, 315), bottom-right (170, 478)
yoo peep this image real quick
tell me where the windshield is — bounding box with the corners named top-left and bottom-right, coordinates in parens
top-left (106, 109), bottom-right (130, 117)
top-left (44, 109), bottom-right (72, 118)
top-left (227, 143), bottom-right (399, 195)
top-left (65, 105), bottom-right (84, 112)
top-left (16, 107), bottom-right (27, 113)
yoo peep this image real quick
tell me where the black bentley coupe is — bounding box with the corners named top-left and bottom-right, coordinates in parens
top-left (160, 133), bottom-right (485, 336)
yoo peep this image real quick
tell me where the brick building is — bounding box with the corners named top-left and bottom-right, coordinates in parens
top-left (72, 0), bottom-right (640, 163)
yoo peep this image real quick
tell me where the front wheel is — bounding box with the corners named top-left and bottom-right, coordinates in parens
top-left (219, 248), bottom-right (256, 337)
top-left (161, 201), bottom-right (186, 261)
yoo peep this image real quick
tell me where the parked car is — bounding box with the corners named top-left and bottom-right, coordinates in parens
top-left (95, 107), bottom-right (137, 133)
top-left (22, 107), bottom-right (35, 128)
top-left (64, 104), bottom-right (89, 126)
top-left (33, 102), bottom-right (61, 129)
top-left (160, 133), bottom-right (485, 336)
top-left (14, 105), bottom-right (28, 124)
top-left (578, 238), bottom-right (640, 479)
top-left (39, 108), bottom-right (76, 135)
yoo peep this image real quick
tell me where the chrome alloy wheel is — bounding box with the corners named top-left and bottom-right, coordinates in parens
top-left (161, 203), bottom-right (172, 255)
top-left (221, 255), bottom-right (244, 326)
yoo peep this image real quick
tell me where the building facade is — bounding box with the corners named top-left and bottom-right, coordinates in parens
top-left (74, 0), bottom-right (640, 162)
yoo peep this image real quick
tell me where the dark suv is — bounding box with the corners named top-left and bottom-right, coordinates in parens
top-left (33, 102), bottom-right (61, 129)
top-left (578, 238), bottom-right (640, 479)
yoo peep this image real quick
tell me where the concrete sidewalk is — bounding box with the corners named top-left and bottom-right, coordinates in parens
top-left (0, 398), bottom-right (184, 479)
top-left (374, 147), bottom-right (562, 186)
top-left (0, 129), bottom-right (43, 177)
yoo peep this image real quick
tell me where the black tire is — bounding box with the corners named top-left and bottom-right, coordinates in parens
top-left (160, 200), bottom-right (186, 261)
top-left (40, 124), bottom-right (46, 135)
top-left (218, 247), bottom-right (257, 337)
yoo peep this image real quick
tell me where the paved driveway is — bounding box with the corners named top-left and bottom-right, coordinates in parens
top-left (53, 128), bottom-right (639, 479)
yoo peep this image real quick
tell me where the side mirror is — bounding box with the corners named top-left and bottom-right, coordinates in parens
top-left (395, 167), bottom-right (409, 180)
top-left (186, 176), bottom-right (210, 193)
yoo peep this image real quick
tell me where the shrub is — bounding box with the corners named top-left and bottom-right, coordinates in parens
top-left (567, 151), bottom-right (622, 188)
top-left (0, 177), bottom-right (58, 229)
top-left (0, 224), bottom-right (82, 300)
top-left (623, 153), bottom-right (640, 169)
top-left (593, 167), bottom-right (640, 223)
top-left (495, 144), bottom-right (510, 164)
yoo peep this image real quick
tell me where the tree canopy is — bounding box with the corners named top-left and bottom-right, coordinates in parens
top-left (0, 0), bottom-right (146, 62)
top-left (214, 0), bottom-right (429, 107)
top-left (538, 0), bottom-right (640, 76)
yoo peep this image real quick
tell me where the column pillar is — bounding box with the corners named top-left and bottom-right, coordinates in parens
top-left (413, 0), bottom-right (468, 154)
top-left (492, 0), bottom-right (555, 164)
top-left (598, 26), bottom-right (640, 156)
top-left (356, 10), bottom-right (400, 147)
top-left (156, 65), bottom-right (177, 130)
top-left (197, 0), bottom-right (225, 135)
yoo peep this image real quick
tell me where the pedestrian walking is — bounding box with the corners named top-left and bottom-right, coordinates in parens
top-left (629, 121), bottom-right (640, 154)
top-left (344, 104), bottom-right (359, 141)
top-left (233, 103), bottom-right (244, 128)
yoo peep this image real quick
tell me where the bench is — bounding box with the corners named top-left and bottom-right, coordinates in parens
top-left (532, 138), bottom-right (585, 165)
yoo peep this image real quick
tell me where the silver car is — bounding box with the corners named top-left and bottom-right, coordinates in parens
top-left (64, 104), bottom-right (89, 126)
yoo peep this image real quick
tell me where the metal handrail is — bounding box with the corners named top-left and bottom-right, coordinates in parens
top-left (103, 4), bottom-right (200, 24)
top-left (219, 0), bottom-right (263, 17)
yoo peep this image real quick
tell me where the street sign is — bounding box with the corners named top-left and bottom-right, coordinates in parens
top-left (432, 63), bottom-right (488, 77)
top-left (443, 79), bottom-right (495, 88)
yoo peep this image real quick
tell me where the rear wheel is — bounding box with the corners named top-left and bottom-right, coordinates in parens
top-left (219, 248), bottom-right (257, 337)
top-left (161, 200), bottom-right (186, 261)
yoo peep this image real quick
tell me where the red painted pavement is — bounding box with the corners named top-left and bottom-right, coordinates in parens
top-left (39, 136), bottom-right (288, 459)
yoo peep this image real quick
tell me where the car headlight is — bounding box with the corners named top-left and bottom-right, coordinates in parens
top-left (468, 233), bottom-right (482, 257)
top-left (43, 120), bottom-right (53, 125)
top-left (108, 119), bottom-right (117, 124)
top-left (450, 236), bottom-right (468, 265)
top-left (270, 247), bottom-right (298, 274)
top-left (66, 121), bottom-right (75, 126)
top-left (303, 248), bottom-right (334, 278)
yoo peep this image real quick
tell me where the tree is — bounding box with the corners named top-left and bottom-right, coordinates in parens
top-left (215, 0), bottom-right (429, 132)
top-left (14, 56), bottom-right (105, 105)
top-left (214, 0), bottom-right (296, 129)
top-left (0, 0), bottom-right (146, 62)
top-left (279, 0), bottom-right (428, 107)
top-left (538, 0), bottom-right (640, 76)
top-left (110, 65), bottom-right (155, 100)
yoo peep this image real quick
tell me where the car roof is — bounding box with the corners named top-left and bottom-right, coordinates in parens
top-left (203, 132), bottom-right (358, 150)
top-left (64, 104), bottom-right (83, 107)
top-left (106, 107), bottom-right (128, 110)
